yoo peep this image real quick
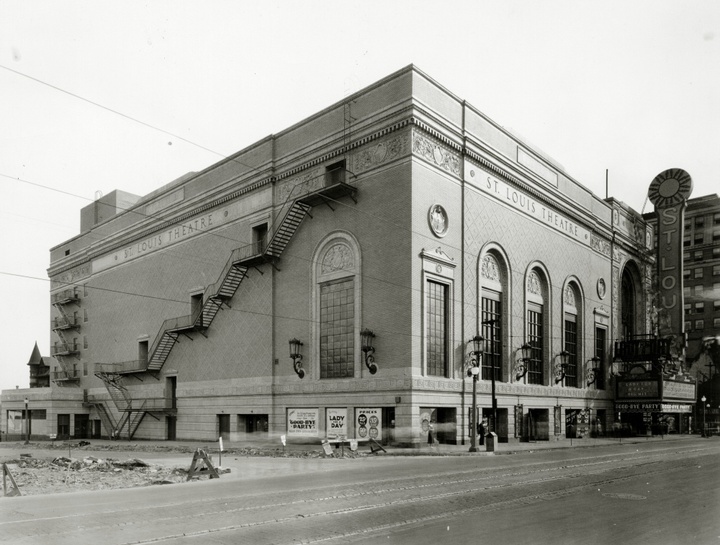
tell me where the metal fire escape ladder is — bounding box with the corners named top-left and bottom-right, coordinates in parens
top-left (50, 299), bottom-right (80, 380)
top-left (95, 373), bottom-right (133, 433)
top-left (136, 183), bottom-right (351, 376)
top-left (145, 259), bottom-right (249, 373)
top-left (93, 372), bottom-right (150, 439)
top-left (264, 201), bottom-right (312, 259)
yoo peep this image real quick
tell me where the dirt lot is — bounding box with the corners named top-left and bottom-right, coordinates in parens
top-left (1, 440), bottom-right (356, 497)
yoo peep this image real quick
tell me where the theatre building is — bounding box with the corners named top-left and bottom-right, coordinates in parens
top-left (2, 66), bottom-right (657, 446)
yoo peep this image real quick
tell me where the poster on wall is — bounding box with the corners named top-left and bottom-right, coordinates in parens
top-left (326, 407), bottom-right (348, 439)
top-left (355, 408), bottom-right (382, 442)
top-left (287, 408), bottom-right (319, 437)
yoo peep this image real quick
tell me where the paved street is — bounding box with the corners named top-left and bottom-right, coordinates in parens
top-left (1, 436), bottom-right (719, 545)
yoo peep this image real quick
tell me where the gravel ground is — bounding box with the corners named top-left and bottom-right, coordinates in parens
top-left (1, 440), bottom-right (363, 497)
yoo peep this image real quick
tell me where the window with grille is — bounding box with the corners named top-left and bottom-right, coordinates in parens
top-left (481, 293), bottom-right (502, 381)
top-left (527, 304), bottom-right (544, 384)
top-left (564, 315), bottom-right (578, 387)
top-left (320, 278), bottom-right (355, 378)
top-left (427, 280), bottom-right (448, 377)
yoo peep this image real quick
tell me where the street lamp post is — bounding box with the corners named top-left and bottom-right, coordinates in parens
top-left (24, 397), bottom-right (29, 445)
top-left (701, 395), bottom-right (707, 437)
top-left (467, 336), bottom-right (483, 453)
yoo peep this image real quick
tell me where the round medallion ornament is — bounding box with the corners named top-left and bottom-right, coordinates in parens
top-left (648, 168), bottom-right (693, 208)
top-left (597, 278), bottom-right (606, 300)
top-left (428, 204), bottom-right (448, 238)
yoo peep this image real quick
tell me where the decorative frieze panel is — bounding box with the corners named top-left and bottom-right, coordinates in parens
top-left (277, 168), bottom-right (323, 203)
top-left (412, 130), bottom-right (461, 176)
top-left (352, 132), bottom-right (410, 174)
top-left (590, 235), bottom-right (611, 257)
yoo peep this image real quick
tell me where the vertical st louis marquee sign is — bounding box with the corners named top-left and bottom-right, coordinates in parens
top-left (647, 168), bottom-right (693, 358)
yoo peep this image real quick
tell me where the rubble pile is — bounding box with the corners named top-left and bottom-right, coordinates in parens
top-left (3, 454), bottom-right (187, 496)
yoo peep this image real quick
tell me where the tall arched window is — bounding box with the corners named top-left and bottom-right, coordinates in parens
top-left (314, 232), bottom-right (361, 379)
top-left (480, 252), bottom-right (507, 382)
top-left (621, 267), bottom-right (636, 340)
top-left (526, 268), bottom-right (549, 385)
top-left (563, 282), bottom-right (582, 388)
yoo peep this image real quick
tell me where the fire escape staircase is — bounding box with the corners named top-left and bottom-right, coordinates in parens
top-left (145, 197), bottom-right (315, 374)
top-left (50, 290), bottom-right (81, 383)
top-left (92, 373), bottom-right (149, 439)
top-left (94, 181), bottom-right (355, 437)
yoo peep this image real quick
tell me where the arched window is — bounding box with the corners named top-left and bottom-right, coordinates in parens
top-left (479, 251), bottom-right (508, 382)
top-left (563, 282), bottom-right (582, 388)
top-left (526, 268), bottom-right (549, 385)
top-left (314, 233), bottom-right (361, 379)
top-left (621, 267), bottom-right (636, 340)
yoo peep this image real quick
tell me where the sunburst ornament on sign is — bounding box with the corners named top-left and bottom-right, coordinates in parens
top-left (648, 168), bottom-right (693, 208)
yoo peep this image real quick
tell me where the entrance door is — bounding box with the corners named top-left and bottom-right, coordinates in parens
top-left (482, 408), bottom-right (509, 442)
top-left (74, 414), bottom-right (90, 439)
top-left (566, 409), bottom-right (579, 438)
top-left (528, 409), bottom-right (550, 441)
top-left (57, 414), bottom-right (70, 439)
top-left (238, 414), bottom-right (269, 438)
top-left (218, 414), bottom-right (231, 440)
top-left (382, 407), bottom-right (395, 445)
top-left (435, 408), bottom-right (457, 445)
top-left (167, 416), bottom-right (177, 440)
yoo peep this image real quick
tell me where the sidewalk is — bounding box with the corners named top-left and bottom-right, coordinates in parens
top-left (0, 432), bottom-right (700, 460)
top-left (391, 432), bottom-right (694, 456)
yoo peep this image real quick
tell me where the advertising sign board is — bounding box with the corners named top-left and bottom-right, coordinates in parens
top-left (355, 408), bottom-right (382, 442)
top-left (287, 408), bottom-right (319, 437)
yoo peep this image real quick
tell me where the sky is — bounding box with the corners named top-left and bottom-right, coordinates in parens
top-left (1, 1), bottom-right (718, 392)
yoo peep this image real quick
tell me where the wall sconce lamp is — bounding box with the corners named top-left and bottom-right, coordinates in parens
top-left (360, 328), bottom-right (377, 374)
top-left (554, 350), bottom-right (570, 384)
top-left (289, 338), bottom-right (304, 379)
top-left (611, 355), bottom-right (623, 377)
top-left (514, 343), bottom-right (533, 381)
top-left (468, 334), bottom-right (484, 371)
top-left (586, 356), bottom-right (601, 386)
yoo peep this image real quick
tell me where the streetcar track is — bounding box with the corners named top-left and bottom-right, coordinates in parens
top-left (2, 444), bottom-right (715, 545)
top-left (116, 453), bottom-right (702, 545)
